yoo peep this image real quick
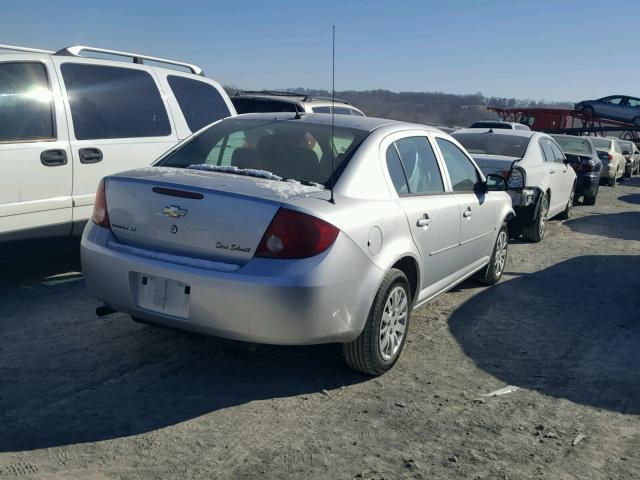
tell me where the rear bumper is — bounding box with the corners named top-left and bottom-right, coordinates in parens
top-left (81, 224), bottom-right (383, 345)
top-left (576, 174), bottom-right (599, 197)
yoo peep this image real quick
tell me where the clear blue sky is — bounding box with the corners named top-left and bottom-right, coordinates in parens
top-left (1, 0), bottom-right (637, 101)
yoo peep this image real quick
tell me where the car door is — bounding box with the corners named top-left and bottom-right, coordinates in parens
top-left (382, 133), bottom-right (461, 302)
top-left (539, 137), bottom-right (564, 214)
top-left (0, 55), bottom-right (72, 237)
top-left (548, 139), bottom-right (573, 212)
top-left (600, 96), bottom-right (623, 121)
top-left (52, 57), bottom-right (179, 225)
top-left (434, 135), bottom-right (498, 270)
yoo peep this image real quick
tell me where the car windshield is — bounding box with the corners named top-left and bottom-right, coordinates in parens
top-left (590, 138), bottom-right (612, 150)
top-left (470, 122), bottom-right (512, 129)
top-left (553, 137), bottom-right (593, 156)
top-left (452, 132), bottom-right (531, 158)
top-left (156, 117), bottom-right (368, 186)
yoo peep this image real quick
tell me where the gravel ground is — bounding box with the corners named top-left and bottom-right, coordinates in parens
top-left (1, 177), bottom-right (639, 480)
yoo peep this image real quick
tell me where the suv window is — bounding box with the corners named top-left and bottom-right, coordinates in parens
top-left (0, 62), bottom-right (54, 142)
top-left (540, 138), bottom-right (555, 162)
top-left (436, 138), bottom-right (480, 192)
top-left (394, 137), bottom-right (444, 194)
top-left (385, 145), bottom-right (409, 194)
top-left (167, 76), bottom-right (231, 132)
top-left (61, 63), bottom-right (171, 140)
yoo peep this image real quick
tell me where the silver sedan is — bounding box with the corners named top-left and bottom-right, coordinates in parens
top-left (82, 113), bottom-right (514, 375)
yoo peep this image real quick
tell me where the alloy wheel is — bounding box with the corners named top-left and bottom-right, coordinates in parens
top-left (494, 230), bottom-right (508, 277)
top-left (539, 196), bottom-right (548, 238)
top-left (378, 285), bottom-right (408, 361)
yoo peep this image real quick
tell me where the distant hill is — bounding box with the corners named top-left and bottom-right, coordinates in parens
top-left (226, 87), bottom-right (572, 128)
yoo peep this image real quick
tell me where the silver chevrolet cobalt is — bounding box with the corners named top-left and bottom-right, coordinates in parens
top-left (82, 113), bottom-right (514, 375)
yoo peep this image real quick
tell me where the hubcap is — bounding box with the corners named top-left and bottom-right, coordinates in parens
top-left (539, 196), bottom-right (548, 237)
top-left (378, 285), bottom-right (408, 361)
top-left (493, 230), bottom-right (508, 277)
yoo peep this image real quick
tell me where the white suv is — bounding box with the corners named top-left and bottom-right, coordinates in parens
top-left (453, 129), bottom-right (576, 242)
top-left (0, 44), bottom-right (236, 246)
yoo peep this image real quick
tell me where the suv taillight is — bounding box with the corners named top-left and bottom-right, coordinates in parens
top-left (92, 178), bottom-right (111, 230)
top-left (255, 208), bottom-right (340, 259)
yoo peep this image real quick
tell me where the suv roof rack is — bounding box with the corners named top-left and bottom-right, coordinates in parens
top-left (55, 45), bottom-right (204, 76)
top-left (0, 44), bottom-right (55, 54)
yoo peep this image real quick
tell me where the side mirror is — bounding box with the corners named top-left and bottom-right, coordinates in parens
top-left (485, 173), bottom-right (508, 192)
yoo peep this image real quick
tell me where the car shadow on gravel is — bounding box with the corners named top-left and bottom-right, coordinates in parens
top-left (0, 256), bottom-right (368, 452)
top-left (618, 194), bottom-right (640, 205)
top-left (564, 211), bottom-right (640, 241)
top-left (449, 255), bottom-right (640, 415)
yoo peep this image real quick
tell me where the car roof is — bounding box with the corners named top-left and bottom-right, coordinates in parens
top-left (232, 112), bottom-right (439, 133)
top-left (234, 91), bottom-right (353, 106)
top-left (453, 128), bottom-right (538, 138)
top-left (551, 134), bottom-right (595, 141)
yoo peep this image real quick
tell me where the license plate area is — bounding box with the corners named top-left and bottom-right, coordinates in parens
top-left (131, 273), bottom-right (190, 319)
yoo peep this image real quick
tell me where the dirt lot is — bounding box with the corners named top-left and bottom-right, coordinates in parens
top-left (1, 177), bottom-right (639, 480)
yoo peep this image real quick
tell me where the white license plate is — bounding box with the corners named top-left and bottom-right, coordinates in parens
top-left (132, 273), bottom-right (190, 319)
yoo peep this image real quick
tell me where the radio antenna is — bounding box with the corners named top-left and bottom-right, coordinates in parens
top-left (329, 24), bottom-right (336, 204)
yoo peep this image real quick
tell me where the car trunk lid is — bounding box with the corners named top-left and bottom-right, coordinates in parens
top-left (104, 167), bottom-right (324, 265)
top-left (471, 154), bottom-right (520, 177)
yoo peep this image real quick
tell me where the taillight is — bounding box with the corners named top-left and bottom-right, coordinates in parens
top-left (92, 178), bottom-right (111, 229)
top-left (507, 167), bottom-right (525, 188)
top-left (608, 153), bottom-right (613, 161)
top-left (255, 208), bottom-right (340, 259)
top-left (575, 162), bottom-right (595, 172)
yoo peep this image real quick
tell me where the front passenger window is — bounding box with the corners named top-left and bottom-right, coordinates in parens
top-left (436, 138), bottom-right (480, 192)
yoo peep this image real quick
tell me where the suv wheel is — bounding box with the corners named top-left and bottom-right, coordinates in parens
top-left (476, 224), bottom-right (508, 285)
top-left (522, 192), bottom-right (548, 242)
top-left (343, 268), bottom-right (411, 376)
top-left (558, 184), bottom-right (575, 220)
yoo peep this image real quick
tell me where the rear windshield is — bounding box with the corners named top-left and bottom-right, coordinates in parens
top-left (553, 136), bottom-right (593, 156)
top-left (619, 141), bottom-right (633, 152)
top-left (470, 122), bottom-right (512, 129)
top-left (231, 97), bottom-right (300, 114)
top-left (590, 138), bottom-right (612, 150)
top-left (452, 132), bottom-right (531, 158)
top-left (157, 117), bottom-right (368, 186)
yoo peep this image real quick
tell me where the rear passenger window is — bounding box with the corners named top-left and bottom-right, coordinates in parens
top-left (0, 62), bottom-right (54, 142)
top-left (61, 63), bottom-right (171, 140)
top-left (394, 137), bottom-right (444, 194)
top-left (167, 76), bottom-right (231, 132)
top-left (540, 138), bottom-right (555, 162)
top-left (386, 145), bottom-right (409, 194)
top-left (436, 138), bottom-right (480, 192)
top-left (549, 142), bottom-right (565, 163)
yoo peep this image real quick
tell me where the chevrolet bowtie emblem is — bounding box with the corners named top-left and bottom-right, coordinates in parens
top-left (162, 205), bottom-right (188, 218)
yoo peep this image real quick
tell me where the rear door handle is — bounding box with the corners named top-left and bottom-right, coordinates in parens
top-left (79, 147), bottom-right (103, 164)
top-left (550, 169), bottom-right (556, 174)
top-left (416, 213), bottom-right (432, 227)
top-left (463, 207), bottom-right (472, 218)
top-left (40, 149), bottom-right (68, 167)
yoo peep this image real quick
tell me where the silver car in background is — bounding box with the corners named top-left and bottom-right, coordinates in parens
top-left (82, 114), bottom-right (514, 375)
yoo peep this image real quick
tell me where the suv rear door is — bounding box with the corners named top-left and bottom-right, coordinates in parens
top-left (52, 57), bottom-right (179, 225)
top-left (0, 55), bottom-right (72, 237)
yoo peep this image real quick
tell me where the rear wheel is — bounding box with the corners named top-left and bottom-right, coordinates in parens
top-left (608, 173), bottom-right (616, 187)
top-left (343, 268), bottom-right (411, 376)
top-left (476, 225), bottom-right (508, 285)
top-left (522, 192), bottom-right (548, 243)
top-left (583, 187), bottom-right (598, 205)
top-left (558, 184), bottom-right (575, 220)
top-left (624, 163), bottom-right (632, 178)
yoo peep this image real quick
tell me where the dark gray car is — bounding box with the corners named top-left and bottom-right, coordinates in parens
top-left (551, 135), bottom-right (602, 205)
top-left (575, 95), bottom-right (640, 125)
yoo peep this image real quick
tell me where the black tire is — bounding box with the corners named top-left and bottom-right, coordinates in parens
top-left (343, 268), bottom-right (411, 376)
top-left (557, 184), bottom-right (575, 220)
top-left (624, 164), bottom-right (632, 179)
top-left (476, 224), bottom-right (509, 285)
top-left (583, 192), bottom-right (597, 205)
top-left (522, 192), bottom-right (548, 243)
top-left (608, 174), bottom-right (616, 187)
